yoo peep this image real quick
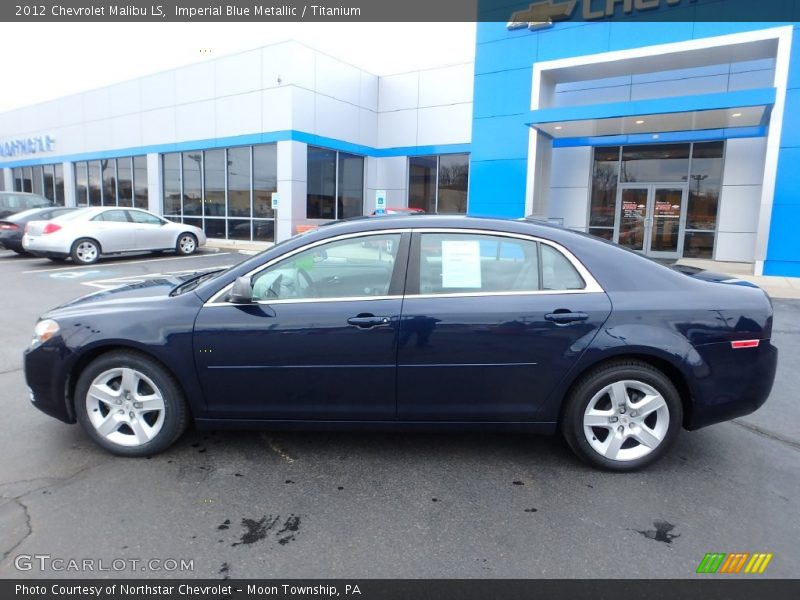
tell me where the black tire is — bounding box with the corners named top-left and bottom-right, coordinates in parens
top-left (175, 233), bottom-right (198, 255)
top-left (74, 351), bottom-right (189, 457)
top-left (71, 238), bottom-right (101, 265)
top-left (560, 360), bottom-right (683, 471)
top-left (11, 248), bottom-right (29, 256)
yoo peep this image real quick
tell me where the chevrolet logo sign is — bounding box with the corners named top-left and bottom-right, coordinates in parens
top-left (507, 0), bottom-right (577, 30)
top-left (507, 0), bottom-right (697, 31)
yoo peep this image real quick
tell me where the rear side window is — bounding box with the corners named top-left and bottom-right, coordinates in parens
top-left (92, 210), bottom-right (130, 223)
top-left (419, 233), bottom-right (539, 294)
top-left (541, 244), bottom-right (585, 290)
top-left (417, 233), bottom-right (587, 294)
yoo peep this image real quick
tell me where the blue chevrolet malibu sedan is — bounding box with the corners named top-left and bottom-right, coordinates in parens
top-left (24, 216), bottom-right (777, 470)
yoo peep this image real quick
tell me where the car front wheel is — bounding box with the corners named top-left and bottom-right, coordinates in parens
top-left (561, 360), bottom-right (682, 471)
top-left (176, 233), bottom-right (197, 255)
top-left (74, 351), bottom-right (189, 457)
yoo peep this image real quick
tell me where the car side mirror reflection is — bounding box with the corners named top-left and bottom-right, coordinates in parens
top-left (228, 276), bottom-right (253, 304)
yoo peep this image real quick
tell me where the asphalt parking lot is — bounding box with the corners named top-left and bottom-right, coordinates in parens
top-left (0, 248), bottom-right (798, 579)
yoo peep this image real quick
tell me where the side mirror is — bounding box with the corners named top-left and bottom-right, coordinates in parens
top-left (228, 276), bottom-right (253, 304)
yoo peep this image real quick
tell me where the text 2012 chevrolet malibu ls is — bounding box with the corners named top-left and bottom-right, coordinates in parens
top-left (24, 216), bottom-right (777, 470)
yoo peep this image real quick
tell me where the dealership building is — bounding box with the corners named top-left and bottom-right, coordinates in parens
top-left (1, 18), bottom-right (799, 276)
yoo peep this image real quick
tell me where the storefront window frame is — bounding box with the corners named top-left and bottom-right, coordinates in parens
top-left (586, 141), bottom-right (725, 260)
top-left (161, 143), bottom-right (277, 242)
top-left (407, 153), bottom-right (470, 215)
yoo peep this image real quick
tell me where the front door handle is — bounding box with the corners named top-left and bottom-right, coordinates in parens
top-left (347, 315), bottom-right (392, 329)
top-left (545, 311), bottom-right (589, 324)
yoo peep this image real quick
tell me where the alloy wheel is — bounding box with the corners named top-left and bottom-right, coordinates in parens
top-left (583, 379), bottom-right (670, 462)
top-left (85, 367), bottom-right (166, 447)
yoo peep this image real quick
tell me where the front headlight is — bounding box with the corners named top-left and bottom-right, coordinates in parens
top-left (32, 319), bottom-right (60, 346)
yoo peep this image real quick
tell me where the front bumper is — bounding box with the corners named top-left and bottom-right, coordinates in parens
top-left (686, 340), bottom-right (778, 430)
top-left (24, 338), bottom-right (76, 424)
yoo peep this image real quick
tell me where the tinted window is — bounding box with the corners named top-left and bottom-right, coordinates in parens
top-left (541, 245), bottom-right (584, 290)
top-left (251, 233), bottom-right (401, 301)
top-left (127, 210), bottom-right (162, 225)
top-left (419, 233), bottom-right (539, 294)
top-left (93, 210), bottom-right (129, 223)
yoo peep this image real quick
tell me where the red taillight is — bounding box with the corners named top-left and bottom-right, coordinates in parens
top-left (0, 222), bottom-right (18, 230)
top-left (731, 340), bottom-right (760, 349)
top-left (42, 223), bottom-right (61, 234)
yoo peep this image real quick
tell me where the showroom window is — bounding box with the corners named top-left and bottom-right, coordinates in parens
top-left (12, 163), bottom-right (66, 205)
top-left (73, 156), bottom-right (148, 208)
top-left (161, 143), bottom-right (277, 241)
top-left (408, 153), bottom-right (469, 214)
top-left (306, 146), bottom-right (364, 220)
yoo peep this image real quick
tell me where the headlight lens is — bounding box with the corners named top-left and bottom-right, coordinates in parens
top-left (32, 319), bottom-right (60, 346)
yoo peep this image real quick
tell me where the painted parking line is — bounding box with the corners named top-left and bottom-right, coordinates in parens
top-left (23, 252), bottom-right (232, 275)
top-left (82, 266), bottom-right (226, 290)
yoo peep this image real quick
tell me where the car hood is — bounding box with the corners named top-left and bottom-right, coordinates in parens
top-left (50, 273), bottom-right (200, 312)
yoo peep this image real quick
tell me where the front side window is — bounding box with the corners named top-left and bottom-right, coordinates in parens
top-left (251, 233), bottom-right (401, 302)
top-left (127, 210), bottom-right (162, 225)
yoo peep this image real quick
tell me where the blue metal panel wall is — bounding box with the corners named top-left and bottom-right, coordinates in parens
top-left (471, 17), bottom-right (800, 274)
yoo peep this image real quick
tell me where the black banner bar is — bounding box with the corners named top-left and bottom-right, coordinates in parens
top-left (0, 0), bottom-right (797, 22)
top-left (4, 579), bottom-right (800, 600)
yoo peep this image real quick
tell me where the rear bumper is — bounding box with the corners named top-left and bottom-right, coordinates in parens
top-left (24, 339), bottom-right (76, 424)
top-left (686, 340), bottom-right (778, 430)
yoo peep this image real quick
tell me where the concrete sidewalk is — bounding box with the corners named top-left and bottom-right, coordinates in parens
top-left (677, 258), bottom-right (800, 300)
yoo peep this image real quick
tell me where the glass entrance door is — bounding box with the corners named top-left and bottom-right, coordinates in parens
top-left (616, 184), bottom-right (688, 259)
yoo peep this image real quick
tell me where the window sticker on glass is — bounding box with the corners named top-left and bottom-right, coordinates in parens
top-left (441, 240), bottom-right (482, 289)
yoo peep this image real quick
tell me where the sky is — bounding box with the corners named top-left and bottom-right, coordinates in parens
top-left (0, 22), bottom-right (476, 113)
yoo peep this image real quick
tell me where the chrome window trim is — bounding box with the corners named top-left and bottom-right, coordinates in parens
top-left (203, 226), bottom-right (604, 307)
top-left (411, 228), bottom-right (604, 296)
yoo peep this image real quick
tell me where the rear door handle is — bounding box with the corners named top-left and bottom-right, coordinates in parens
top-left (347, 315), bottom-right (392, 329)
top-left (545, 311), bottom-right (589, 324)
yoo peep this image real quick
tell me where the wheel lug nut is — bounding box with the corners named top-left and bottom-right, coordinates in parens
top-left (129, 411), bottom-right (135, 419)
top-left (609, 416), bottom-right (619, 423)
top-left (118, 409), bottom-right (124, 414)
top-left (133, 402), bottom-right (143, 409)
top-left (617, 426), bottom-right (624, 433)
top-left (115, 399), bottom-right (122, 405)
top-left (619, 407), bottom-right (626, 414)
top-left (630, 411), bottom-right (637, 417)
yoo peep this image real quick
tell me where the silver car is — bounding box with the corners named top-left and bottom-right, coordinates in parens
top-left (22, 207), bottom-right (207, 264)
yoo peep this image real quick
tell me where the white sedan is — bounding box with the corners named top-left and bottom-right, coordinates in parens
top-left (23, 207), bottom-right (207, 264)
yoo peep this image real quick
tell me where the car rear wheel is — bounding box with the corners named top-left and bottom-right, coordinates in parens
top-left (71, 238), bottom-right (100, 265)
top-left (176, 233), bottom-right (197, 255)
top-left (561, 360), bottom-right (682, 471)
top-left (74, 351), bottom-right (189, 457)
